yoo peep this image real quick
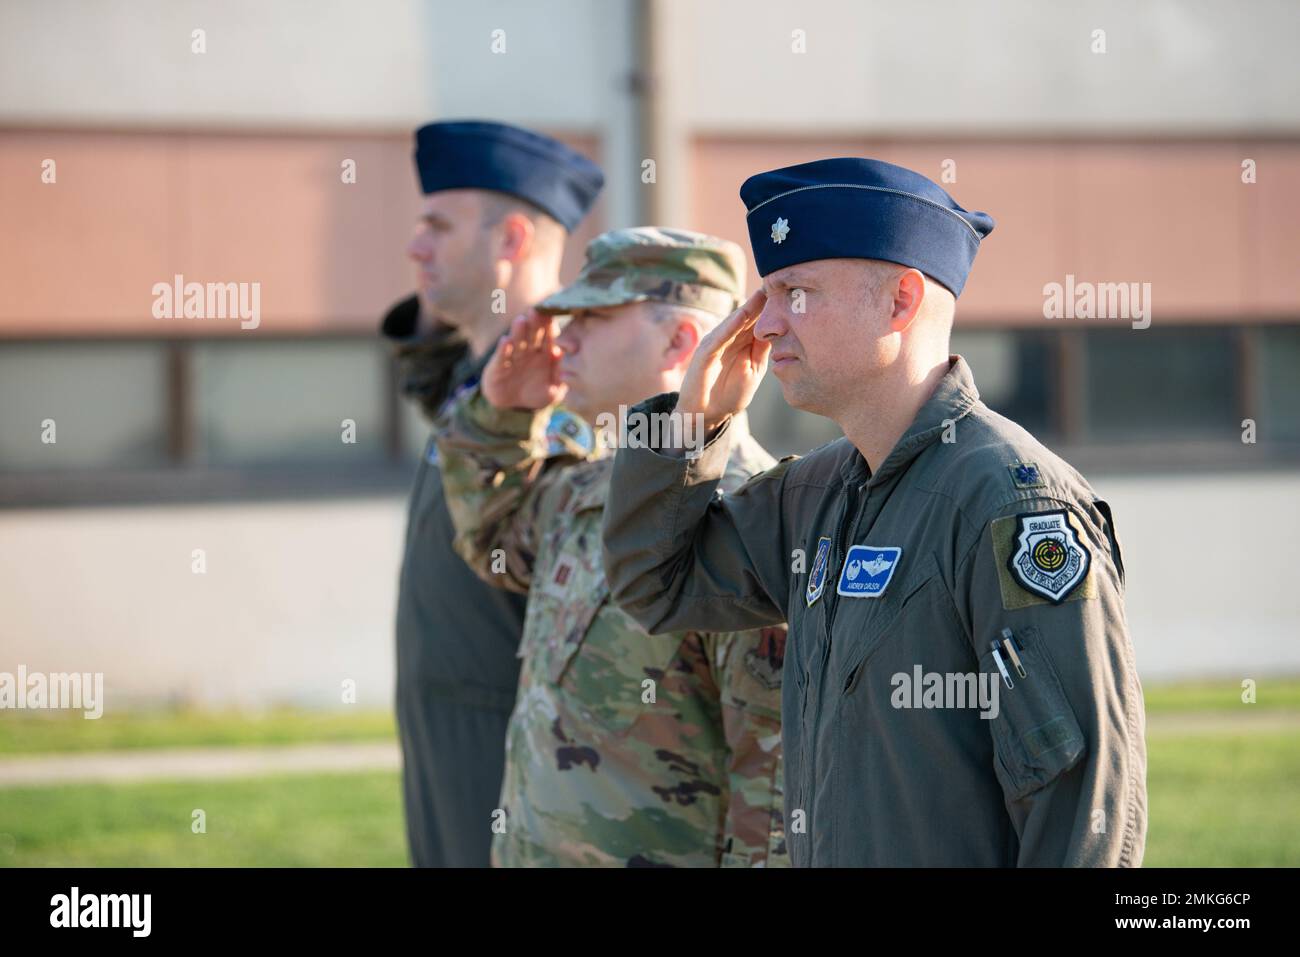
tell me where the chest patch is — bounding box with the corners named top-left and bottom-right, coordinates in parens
top-left (806, 536), bottom-right (832, 606)
top-left (835, 545), bottom-right (902, 599)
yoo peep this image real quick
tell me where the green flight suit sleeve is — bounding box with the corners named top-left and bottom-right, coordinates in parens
top-left (602, 393), bottom-right (793, 635)
top-left (957, 496), bottom-right (1147, 867)
top-left (434, 385), bottom-right (587, 594)
top-left (698, 626), bottom-right (789, 867)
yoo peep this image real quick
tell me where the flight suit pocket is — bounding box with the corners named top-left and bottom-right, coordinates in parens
top-left (978, 625), bottom-right (1086, 802)
top-left (839, 553), bottom-right (943, 695)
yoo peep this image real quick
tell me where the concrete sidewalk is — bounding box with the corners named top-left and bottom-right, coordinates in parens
top-left (0, 741), bottom-right (400, 788)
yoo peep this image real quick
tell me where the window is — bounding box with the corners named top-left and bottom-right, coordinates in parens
top-left (0, 342), bottom-right (169, 471)
top-left (191, 340), bottom-right (389, 466)
top-left (1257, 327), bottom-right (1300, 443)
top-left (952, 329), bottom-right (1056, 439)
top-left (1083, 327), bottom-right (1238, 441)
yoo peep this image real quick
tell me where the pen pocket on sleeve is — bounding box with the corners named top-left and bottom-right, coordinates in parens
top-left (979, 625), bottom-right (1087, 802)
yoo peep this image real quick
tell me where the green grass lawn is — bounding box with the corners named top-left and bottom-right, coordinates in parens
top-left (0, 707), bottom-right (397, 755)
top-left (0, 771), bottom-right (406, 867)
top-left (0, 680), bottom-right (1296, 867)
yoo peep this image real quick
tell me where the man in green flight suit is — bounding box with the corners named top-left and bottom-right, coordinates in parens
top-left (434, 228), bottom-right (789, 867)
top-left (601, 159), bottom-right (1148, 867)
top-left (382, 120), bottom-right (602, 867)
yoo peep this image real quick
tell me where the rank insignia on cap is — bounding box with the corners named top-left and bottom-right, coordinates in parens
top-left (1009, 462), bottom-right (1045, 490)
top-left (771, 217), bottom-right (790, 244)
top-left (1006, 510), bottom-right (1089, 604)
top-left (806, 536), bottom-right (832, 607)
top-left (836, 545), bottom-right (902, 599)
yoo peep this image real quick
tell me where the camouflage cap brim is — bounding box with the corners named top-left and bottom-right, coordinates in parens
top-left (534, 279), bottom-right (651, 315)
top-left (536, 272), bottom-right (740, 317)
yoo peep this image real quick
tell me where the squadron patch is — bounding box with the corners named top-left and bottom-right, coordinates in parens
top-left (1004, 510), bottom-right (1090, 605)
top-left (836, 545), bottom-right (902, 599)
top-left (806, 536), bottom-right (832, 607)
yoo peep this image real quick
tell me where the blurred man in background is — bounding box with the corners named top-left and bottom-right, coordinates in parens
top-left (380, 120), bottom-right (603, 866)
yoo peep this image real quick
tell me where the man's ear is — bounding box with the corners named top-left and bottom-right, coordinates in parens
top-left (665, 314), bottom-right (702, 372)
top-left (888, 268), bottom-right (926, 333)
top-left (497, 212), bottom-right (535, 263)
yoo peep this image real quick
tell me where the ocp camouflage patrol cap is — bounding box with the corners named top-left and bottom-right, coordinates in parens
top-left (536, 227), bottom-right (747, 318)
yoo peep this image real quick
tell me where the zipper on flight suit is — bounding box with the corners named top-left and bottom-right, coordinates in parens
top-left (822, 481), bottom-right (866, 639)
top-left (801, 477), bottom-right (865, 864)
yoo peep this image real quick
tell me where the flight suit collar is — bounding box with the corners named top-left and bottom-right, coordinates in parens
top-left (837, 354), bottom-right (981, 488)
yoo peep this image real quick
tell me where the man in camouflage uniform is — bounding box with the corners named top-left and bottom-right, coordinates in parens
top-left (434, 228), bottom-right (789, 867)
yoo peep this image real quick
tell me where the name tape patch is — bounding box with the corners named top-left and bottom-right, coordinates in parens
top-left (836, 545), bottom-right (903, 599)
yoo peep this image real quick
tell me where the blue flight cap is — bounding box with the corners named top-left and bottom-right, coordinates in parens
top-left (740, 157), bottom-right (995, 296)
top-left (413, 120), bottom-right (604, 232)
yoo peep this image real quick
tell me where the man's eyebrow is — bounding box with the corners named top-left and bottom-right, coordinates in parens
top-left (765, 271), bottom-right (809, 290)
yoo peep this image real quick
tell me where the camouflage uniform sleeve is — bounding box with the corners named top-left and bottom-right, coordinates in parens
top-left (380, 295), bottom-right (472, 421)
top-left (957, 496), bottom-right (1147, 867)
top-left (602, 392), bottom-right (793, 635)
top-left (698, 626), bottom-right (789, 867)
top-left (434, 384), bottom-right (588, 594)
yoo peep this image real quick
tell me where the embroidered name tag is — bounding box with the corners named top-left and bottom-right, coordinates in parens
top-left (836, 545), bottom-right (903, 599)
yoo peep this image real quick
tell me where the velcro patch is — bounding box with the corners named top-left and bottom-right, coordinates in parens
top-left (836, 545), bottom-right (902, 599)
top-left (991, 510), bottom-right (1096, 609)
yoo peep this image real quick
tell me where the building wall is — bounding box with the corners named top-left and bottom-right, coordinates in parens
top-left (1, 0), bottom-right (1297, 699)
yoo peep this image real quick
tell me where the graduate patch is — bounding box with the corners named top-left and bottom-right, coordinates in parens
top-left (1004, 510), bottom-right (1090, 605)
top-left (836, 545), bottom-right (902, 599)
top-left (806, 536), bottom-right (832, 607)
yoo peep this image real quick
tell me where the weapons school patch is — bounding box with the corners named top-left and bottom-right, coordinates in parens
top-left (806, 536), bottom-right (832, 607)
top-left (996, 510), bottom-right (1093, 607)
top-left (836, 545), bottom-right (902, 599)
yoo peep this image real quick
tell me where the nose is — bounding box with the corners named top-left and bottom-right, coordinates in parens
top-left (555, 322), bottom-right (580, 356)
top-left (754, 298), bottom-right (788, 341)
top-left (406, 230), bottom-right (432, 264)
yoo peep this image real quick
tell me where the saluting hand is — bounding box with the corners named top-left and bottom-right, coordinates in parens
top-left (481, 310), bottom-right (568, 411)
top-left (674, 290), bottom-right (770, 433)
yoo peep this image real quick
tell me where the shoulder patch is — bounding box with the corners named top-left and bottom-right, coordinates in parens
top-left (991, 509), bottom-right (1094, 608)
top-left (545, 408), bottom-right (594, 457)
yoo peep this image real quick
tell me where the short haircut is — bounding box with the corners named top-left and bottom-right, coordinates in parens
top-left (647, 301), bottom-right (726, 334)
top-left (478, 190), bottom-right (563, 234)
